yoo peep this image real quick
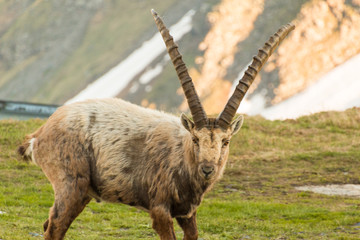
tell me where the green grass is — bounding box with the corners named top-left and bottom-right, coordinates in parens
top-left (1, 108), bottom-right (360, 239)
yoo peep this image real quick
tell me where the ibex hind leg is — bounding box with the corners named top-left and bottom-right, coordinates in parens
top-left (38, 154), bottom-right (92, 240)
top-left (43, 174), bottom-right (92, 240)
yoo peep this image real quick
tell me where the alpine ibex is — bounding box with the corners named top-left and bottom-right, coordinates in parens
top-left (18, 9), bottom-right (294, 240)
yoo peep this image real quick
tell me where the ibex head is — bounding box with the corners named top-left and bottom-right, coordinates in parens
top-left (180, 113), bottom-right (243, 180)
top-left (152, 9), bottom-right (294, 181)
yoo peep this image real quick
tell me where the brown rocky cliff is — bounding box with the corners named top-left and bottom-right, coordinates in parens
top-left (181, 0), bottom-right (264, 114)
top-left (274, 0), bottom-right (360, 103)
top-left (188, 0), bottom-right (360, 114)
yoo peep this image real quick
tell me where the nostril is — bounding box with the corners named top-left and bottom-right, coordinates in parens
top-left (202, 166), bottom-right (214, 175)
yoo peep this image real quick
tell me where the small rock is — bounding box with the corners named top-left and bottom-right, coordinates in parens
top-left (224, 184), bottom-right (239, 192)
top-left (29, 232), bottom-right (43, 237)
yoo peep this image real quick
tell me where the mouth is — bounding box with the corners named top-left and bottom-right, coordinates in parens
top-left (201, 171), bottom-right (215, 181)
top-left (199, 163), bottom-right (216, 181)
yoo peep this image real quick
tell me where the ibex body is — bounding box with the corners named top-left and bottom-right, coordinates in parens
top-left (18, 9), bottom-right (294, 240)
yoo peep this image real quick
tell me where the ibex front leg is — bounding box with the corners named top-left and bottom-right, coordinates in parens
top-left (176, 212), bottom-right (198, 240)
top-left (150, 206), bottom-right (176, 240)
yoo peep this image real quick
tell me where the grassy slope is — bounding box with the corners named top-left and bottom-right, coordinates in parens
top-left (37, 0), bottom-right (178, 104)
top-left (0, 108), bottom-right (360, 239)
top-left (0, 0), bottom-right (179, 104)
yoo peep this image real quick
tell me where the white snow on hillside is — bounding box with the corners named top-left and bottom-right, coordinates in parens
top-left (239, 53), bottom-right (360, 120)
top-left (66, 10), bottom-right (195, 104)
top-left (67, 7), bottom-right (360, 120)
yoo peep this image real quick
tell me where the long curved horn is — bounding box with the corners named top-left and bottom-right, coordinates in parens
top-left (217, 23), bottom-right (295, 129)
top-left (151, 9), bottom-right (207, 129)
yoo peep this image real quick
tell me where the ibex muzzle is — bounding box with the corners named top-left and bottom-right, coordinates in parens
top-left (201, 164), bottom-right (215, 179)
top-left (18, 9), bottom-right (294, 240)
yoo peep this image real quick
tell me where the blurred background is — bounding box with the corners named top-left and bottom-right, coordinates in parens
top-left (0, 0), bottom-right (359, 120)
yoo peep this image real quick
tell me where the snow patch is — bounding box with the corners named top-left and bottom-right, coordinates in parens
top-left (139, 55), bottom-right (170, 85)
top-left (241, 53), bottom-right (360, 120)
top-left (66, 10), bottom-right (195, 104)
top-left (296, 184), bottom-right (360, 197)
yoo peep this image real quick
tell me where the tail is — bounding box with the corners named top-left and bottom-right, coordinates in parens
top-left (17, 136), bottom-right (36, 163)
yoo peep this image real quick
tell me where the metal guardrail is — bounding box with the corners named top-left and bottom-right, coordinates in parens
top-left (0, 100), bottom-right (59, 120)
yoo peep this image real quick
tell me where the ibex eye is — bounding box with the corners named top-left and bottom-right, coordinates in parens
top-left (222, 140), bottom-right (230, 147)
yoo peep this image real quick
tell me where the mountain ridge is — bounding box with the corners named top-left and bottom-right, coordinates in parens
top-left (0, 0), bottom-right (359, 115)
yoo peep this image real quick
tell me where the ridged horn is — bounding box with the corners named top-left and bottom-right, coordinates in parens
top-left (151, 9), bottom-right (207, 129)
top-left (217, 23), bottom-right (295, 129)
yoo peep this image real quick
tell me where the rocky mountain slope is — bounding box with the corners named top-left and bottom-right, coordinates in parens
top-left (189, 0), bottom-right (360, 114)
top-left (0, 0), bottom-right (359, 115)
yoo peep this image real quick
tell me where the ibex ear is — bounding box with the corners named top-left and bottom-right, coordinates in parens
top-left (230, 115), bottom-right (244, 136)
top-left (181, 113), bottom-right (195, 132)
